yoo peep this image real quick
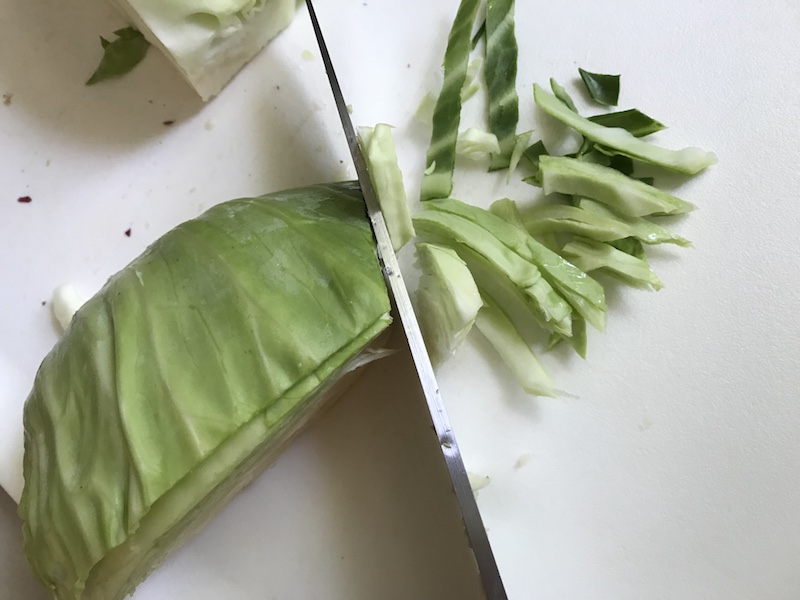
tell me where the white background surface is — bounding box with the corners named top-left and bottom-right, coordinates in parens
top-left (2, 0), bottom-right (800, 599)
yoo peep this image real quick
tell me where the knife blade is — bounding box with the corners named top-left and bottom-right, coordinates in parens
top-left (303, 2), bottom-right (507, 598)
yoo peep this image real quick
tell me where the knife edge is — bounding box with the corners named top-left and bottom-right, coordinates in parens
top-left (303, 2), bottom-right (507, 598)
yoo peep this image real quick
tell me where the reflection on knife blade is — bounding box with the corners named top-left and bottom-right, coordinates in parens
top-left (303, 1), bottom-right (508, 598)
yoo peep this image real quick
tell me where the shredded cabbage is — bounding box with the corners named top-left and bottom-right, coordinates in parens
top-left (415, 242), bottom-right (483, 364)
top-left (110, 0), bottom-right (297, 99)
top-left (533, 84), bottom-right (717, 174)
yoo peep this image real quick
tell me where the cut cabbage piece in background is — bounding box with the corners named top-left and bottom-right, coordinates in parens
top-left (414, 57), bottom-right (484, 126)
top-left (415, 242), bottom-right (483, 365)
top-left (488, 198), bottom-right (527, 232)
top-left (461, 57), bottom-right (485, 102)
top-left (548, 313), bottom-right (587, 359)
top-left (456, 128), bottom-right (501, 161)
top-left (484, 0), bottom-right (519, 170)
top-left (414, 205), bottom-right (574, 337)
top-left (86, 27), bottom-right (151, 85)
top-left (51, 284), bottom-right (87, 333)
top-left (19, 182), bottom-right (392, 600)
top-left (109, 0), bottom-right (297, 100)
top-left (507, 131), bottom-right (533, 177)
top-left (587, 109), bottom-right (666, 138)
top-left (577, 68), bottom-right (620, 107)
top-left (420, 0), bottom-right (481, 201)
top-left (467, 471), bottom-right (491, 492)
top-left (549, 77), bottom-right (577, 112)
top-left (522, 203), bottom-right (634, 242)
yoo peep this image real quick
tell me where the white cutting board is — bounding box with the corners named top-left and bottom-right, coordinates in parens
top-left (2, 0), bottom-right (800, 599)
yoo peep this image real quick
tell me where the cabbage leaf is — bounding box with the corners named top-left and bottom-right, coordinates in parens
top-left (109, 0), bottom-right (297, 99)
top-left (19, 182), bottom-right (391, 600)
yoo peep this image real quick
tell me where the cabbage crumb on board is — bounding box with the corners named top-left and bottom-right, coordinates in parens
top-left (19, 182), bottom-right (392, 600)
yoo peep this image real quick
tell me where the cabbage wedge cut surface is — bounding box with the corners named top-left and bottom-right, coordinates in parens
top-left (110, 0), bottom-right (297, 100)
top-left (19, 182), bottom-right (391, 600)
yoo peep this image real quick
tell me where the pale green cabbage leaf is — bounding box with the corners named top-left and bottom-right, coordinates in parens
top-left (415, 242), bottom-right (483, 365)
top-left (19, 182), bottom-right (391, 600)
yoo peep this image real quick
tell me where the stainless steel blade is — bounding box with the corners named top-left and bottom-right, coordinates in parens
top-left (303, 2), bottom-right (507, 598)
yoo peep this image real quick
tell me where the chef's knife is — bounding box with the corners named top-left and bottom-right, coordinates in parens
top-left (303, 2), bottom-right (507, 598)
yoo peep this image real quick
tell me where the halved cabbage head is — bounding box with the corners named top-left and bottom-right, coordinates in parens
top-left (19, 182), bottom-right (391, 600)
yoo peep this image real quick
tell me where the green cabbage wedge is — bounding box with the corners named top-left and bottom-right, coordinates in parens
top-left (19, 182), bottom-right (391, 600)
